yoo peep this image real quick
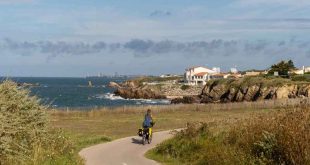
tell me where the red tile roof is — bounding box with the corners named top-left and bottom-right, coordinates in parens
top-left (194, 72), bottom-right (209, 76)
top-left (212, 73), bottom-right (226, 76)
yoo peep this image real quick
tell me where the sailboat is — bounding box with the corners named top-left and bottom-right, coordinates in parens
top-left (88, 81), bottom-right (93, 87)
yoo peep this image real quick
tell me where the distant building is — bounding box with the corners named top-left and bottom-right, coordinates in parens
top-left (245, 71), bottom-right (261, 76)
top-left (230, 68), bottom-right (238, 74)
top-left (210, 73), bottom-right (231, 79)
top-left (244, 70), bottom-right (267, 76)
top-left (160, 74), bottom-right (179, 78)
top-left (274, 71), bottom-right (279, 77)
top-left (291, 66), bottom-right (310, 75)
top-left (184, 66), bottom-right (220, 85)
top-left (227, 73), bottom-right (242, 79)
top-left (306, 67), bottom-right (310, 73)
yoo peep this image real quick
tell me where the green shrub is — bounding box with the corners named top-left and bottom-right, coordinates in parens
top-left (150, 107), bottom-right (310, 165)
top-left (227, 108), bottom-right (310, 165)
top-left (150, 123), bottom-right (251, 165)
top-left (292, 75), bottom-right (310, 82)
top-left (0, 80), bottom-right (81, 165)
top-left (181, 85), bottom-right (190, 90)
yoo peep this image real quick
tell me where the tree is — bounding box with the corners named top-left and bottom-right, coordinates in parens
top-left (268, 60), bottom-right (296, 76)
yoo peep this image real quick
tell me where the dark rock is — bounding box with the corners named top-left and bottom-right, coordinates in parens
top-left (114, 87), bottom-right (166, 99)
top-left (171, 96), bottom-right (200, 104)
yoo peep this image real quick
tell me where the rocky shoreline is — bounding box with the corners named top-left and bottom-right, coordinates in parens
top-left (110, 77), bottom-right (310, 104)
top-left (172, 77), bottom-right (310, 104)
top-left (109, 80), bottom-right (202, 100)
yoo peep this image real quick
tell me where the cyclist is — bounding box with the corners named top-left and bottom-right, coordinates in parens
top-left (142, 109), bottom-right (154, 140)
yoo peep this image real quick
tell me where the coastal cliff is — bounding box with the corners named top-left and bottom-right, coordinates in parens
top-left (109, 80), bottom-right (167, 99)
top-left (172, 77), bottom-right (310, 104)
top-left (109, 77), bottom-right (202, 100)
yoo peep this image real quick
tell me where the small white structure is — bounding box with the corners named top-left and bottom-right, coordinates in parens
top-left (160, 74), bottom-right (179, 78)
top-left (184, 66), bottom-right (219, 85)
top-left (291, 66), bottom-right (310, 75)
top-left (230, 68), bottom-right (238, 74)
top-left (306, 67), bottom-right (310, 73)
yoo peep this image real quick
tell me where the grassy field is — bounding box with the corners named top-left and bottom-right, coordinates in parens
top-left (2, 78), bottom-right (310, 164)
top-left (146, 103), bottom-right (310, 165)
top-left (49, 98), bottom-right (309, 152)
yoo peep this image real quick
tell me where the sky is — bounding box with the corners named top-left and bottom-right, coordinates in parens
top-left (0, 0), bottom-right (310, 77)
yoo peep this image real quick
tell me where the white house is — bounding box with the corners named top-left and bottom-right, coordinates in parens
top-left (306, 67), bottom-right (310, 73)
top-left (291, 66), bottom-right (310, 75)
top-left (184, 66), bottom-right (219, 85)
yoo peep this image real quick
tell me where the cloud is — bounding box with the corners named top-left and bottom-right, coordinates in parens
top-left (1, 38), bottom-right (310, 76)
top-left (236, 0), bottom-right (310, 7)
top-left (1, 38), bottom-right (310, 60)
top-left (149, 10), bottom-right (172, 17)
top-left (0, 0), bottom-right (34, 4)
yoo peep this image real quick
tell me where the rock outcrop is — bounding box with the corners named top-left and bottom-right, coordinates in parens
top-left (108, 82), bottom-right (121, 88)
top-left (110, 81), bottom-right (167, 99)
top-left (110, 80), bottom-right (202, 100)
top-left (114, 87), bottom-right (166, 99)
top-left (172, 77), bottom-right (310, 104)
top-left (171, 96), bottom-right (201, 104)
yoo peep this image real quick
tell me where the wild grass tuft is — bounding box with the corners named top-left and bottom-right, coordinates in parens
top-left (0, 80), bottom-right (82, 165)
top-left (228, 107), bottom-right (310, 165)
top-left (149, 106), bottom-right (310, 165)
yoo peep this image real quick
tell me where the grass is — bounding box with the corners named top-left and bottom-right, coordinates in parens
top-left (146, 123), bottom-right (252, 165)
top-left (0, 80), bottom-right (83, 165)
top-left (207, 76), bottom-right (310, 90)
top-left (3, 78), bottom-right (310, 164)
top-left (147, 103), bottom-right (310, 165)
top-left (49, 98), bottom-right (310, 163)
top-left (131, 76), bottom-right (182, 84)
top-left (50, 106), bottom-right (258, 140)
top-left (50, 105), bottom-right (270, 164)
top-left (49, 106), bottom-right (259, 164)
top-left (292, 74), bottom-right (310, 82)
top-left (49, 97), bottom-right (308, 140)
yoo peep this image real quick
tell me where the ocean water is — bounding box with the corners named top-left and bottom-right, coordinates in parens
top-left (1, 77), bottom-right (170, 108)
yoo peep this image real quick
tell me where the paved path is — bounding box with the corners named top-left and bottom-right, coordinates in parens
top-left (79, 130), bottom-right (176, 165)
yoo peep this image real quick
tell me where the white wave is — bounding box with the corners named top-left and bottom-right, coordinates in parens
top-left (96, 93), bottom-right (171, 104)
top-left (99, 93), bottom-right (125, 100)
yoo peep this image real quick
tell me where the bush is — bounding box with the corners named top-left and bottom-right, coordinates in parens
top-left (291, 75), bottom-right (309, 82)
top-left (0, 80), bottom-right (81, 164)
top-left (227, 108), bottom-right (310, 164)
top-left (181, 85), bottom-right (190, 90)
top-left (150, 123), bottom-right (251, 164)
top-left (151, 107), bottom-right (310, 165)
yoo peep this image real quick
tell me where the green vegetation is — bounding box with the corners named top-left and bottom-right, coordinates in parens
top-left (268, 60), bottom-right (296, 76)
top-left (206, 76), bottom-right (303, 89)
top-left (0, 80), bottom-right (82, 165)
top-left (50, 105), bottom-right (263, 140)
top-left (148, 106), bottom-right (310, 165)
top-left (2, 78), bottom-right (310, 164)
top-left (292, 74), bottom-right (310, 82)
top-left (147, 123), bottom-right (252, 165)
top-left (130, 76), bottom-right (182, 85)
top-left (181, 85), bottom-right (190, 90)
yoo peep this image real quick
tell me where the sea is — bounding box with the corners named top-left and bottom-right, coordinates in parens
top-left (0, 77), bottom-right (170, 109)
